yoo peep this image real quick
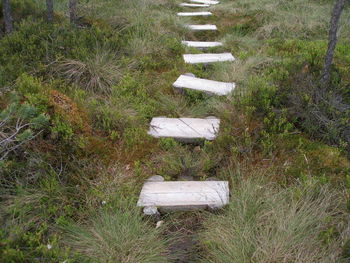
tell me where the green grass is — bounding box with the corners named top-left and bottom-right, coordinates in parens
top-left (54, 45), bottom-right (122, 95)
top-left (1, 0), bottom-right (350, 262)
top-left (63, 208), bottom-right (168, 263)
top-left (199, 177), bottom-right (350, 263)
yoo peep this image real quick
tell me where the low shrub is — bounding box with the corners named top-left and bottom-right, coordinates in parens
top-left (0, 175), bottom-right (79, 263)
top-left (0, 19), bottom-right (120, 86)
top-left (245, 39), bottom-right (350, 156)
top-left (0, 75), bottom-right (50, 169)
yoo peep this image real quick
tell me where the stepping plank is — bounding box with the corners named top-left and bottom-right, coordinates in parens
top-left (173, 74), bottom-right (235, 96)
top-left (148, 117), bottom-right (220, 141)
top-left (187, 24), bottom-right (217, 31)
top-left (190, 0), bottom-right (219, 4)
top-left (179, 3), bottom-right (210, 7)
top-left (183, 53), bottom-right (235, 64)
top-left (182, 40), bottom-right (223, 48)
top-left (137, 181), bottom-right (229, 211)
top-left (177, 11), bottom-right (212, 16)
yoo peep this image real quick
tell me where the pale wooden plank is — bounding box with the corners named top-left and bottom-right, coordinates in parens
top-left (148, 117), bottom-right (220, 141)
top-left (179, 3), bottom-right (210, 7)
top-left (182, 40), bottom-right (223, 48)
top-left (177, 11), bottom-right (212, 16)
top-left (190, 0), bottom-right (219, 4)
top-left (187, 24), bottom-right (217, 31)
top-left (173, 74), bottom-right (235, 96)
top-left (183, 53), bottom-right (235, 64)
top-left (137, 181), bottom-right (229, 210)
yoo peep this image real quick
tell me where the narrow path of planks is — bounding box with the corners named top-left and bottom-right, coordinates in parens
top-left (139, 0), bottom-right (235, 211)
top-left (137, 1), bottom-right (235, 260)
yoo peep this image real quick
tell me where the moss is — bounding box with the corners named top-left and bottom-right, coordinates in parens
top-left (49, 90), bottom-right (91, 135)
top-left (278, 135), bottom-right (350, 181)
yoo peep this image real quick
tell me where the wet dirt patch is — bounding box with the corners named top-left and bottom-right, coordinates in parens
top-left (163, 212), bottom-right (203, 263)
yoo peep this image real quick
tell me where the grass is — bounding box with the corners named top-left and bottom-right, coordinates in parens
top-left (214, 0), bottom-right (350, 40)
top-left (199, 176), bottom-right (350, 263)
top-left (55, 46), bottom-right (122, 95)
top-left (1, 0), bottom-right (350, 262)
top-left (63, 208), bottom-right (168, 263)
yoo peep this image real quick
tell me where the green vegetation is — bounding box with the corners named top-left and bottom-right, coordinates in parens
top-left (64, 208), bottom-right (168, 263)
top-left (1, 0), bottom-right (350, 262)
top-left (199, 177), bottom-right (349, 263)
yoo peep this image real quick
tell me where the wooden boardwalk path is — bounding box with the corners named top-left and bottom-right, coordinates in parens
top-left (139, 0), bottom-right (235, 215)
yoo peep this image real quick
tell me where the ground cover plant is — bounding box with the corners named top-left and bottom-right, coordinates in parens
top-left (0, 0), bottom-right (350, 262)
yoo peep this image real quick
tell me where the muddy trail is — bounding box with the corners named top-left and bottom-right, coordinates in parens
top-left (163, 212), bottom-right (203, 262)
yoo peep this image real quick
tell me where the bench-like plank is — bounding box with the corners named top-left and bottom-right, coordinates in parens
top-left (183, 53), bottom-right (235, 64)
top-left (190, 0), bottom-right (219, 4)
top-left (177, 11), bottom-right (212, 16)
top-left (173, 74), bottom-right (235, 96)
top-left (179, 3), bottom-right (210, 7)
top-left (148, 117), bottom-right (220, 141)
top-left (186, 24), bottom-right (217, 31)
top-left (182, 40), bottom-right (223, 48)
top-left (137, 181), bottom-right (229, 210)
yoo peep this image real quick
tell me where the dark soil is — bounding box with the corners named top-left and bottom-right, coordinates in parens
top-left (163, 212), bottom-right (203, 263)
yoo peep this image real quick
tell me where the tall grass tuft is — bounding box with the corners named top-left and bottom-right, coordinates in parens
top-left (55, 47), bottom-right (121, 95)
top-left (63, 207), bottom-right (168, 263)
top-left (199, 177), bottom-right (350, 263)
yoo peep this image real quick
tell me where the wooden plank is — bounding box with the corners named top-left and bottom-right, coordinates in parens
top-left (182, 40), bottom-right (223, 48)
top-left (137, 181), bottom-right (229, 210)
top-left (190, 0), bottom-right (219, 4)
top-left (187, 24), bottom-right (217, 31)
top-left (183, 53), bottom-right (235, 64)
top-left (177, 11), bottom-right (212, 16)
top-left (148, 117), bottom-right (220, 141)
top-left (173, 74), bottom-right (235, 96)
top-left (179, 3), bottom-right (210, 7)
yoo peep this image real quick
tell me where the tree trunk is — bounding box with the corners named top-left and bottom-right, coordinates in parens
top-left (69, 0), bottom-right (77, 25)
top-left (2, 0), bottom-right (13, 33)
top-left (46, 0), bottom-right (54, 22)
top-left (320, 0), bottom-right (347, 87)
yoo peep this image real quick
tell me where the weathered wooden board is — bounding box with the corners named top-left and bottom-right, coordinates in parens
top-left (177, 11), bottom-right (212, 16)
top-left (173, 74), bottom-right (235, 96)
top-left (187, 24), bottom-right (217, 31)
top-left (179, 3), bottom-right (210, 7)
top-left (190, 0), bottom-right (219, 4)
top-left (137, 181), bottom-right (229, 210)
top-left (182, 40), bottom-right (223, 48)
top-left (148, 117), bottom-right (220, 141)
top-left (183, 53), bottom-right (235, 64)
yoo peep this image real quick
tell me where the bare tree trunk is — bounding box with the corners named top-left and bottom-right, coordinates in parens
top-left (46, 0), bottom-right (54, 22)
top-left (69, 0), bottom-right (77, 25)
top-left (320, 0), bottom-right (347, 87)
top-left (2, 0), bottom-right (13, 33)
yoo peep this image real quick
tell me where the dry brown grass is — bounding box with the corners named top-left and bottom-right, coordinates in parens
top-left (55, 47), bottom-right (121, 95)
